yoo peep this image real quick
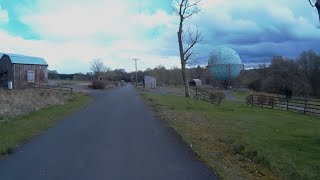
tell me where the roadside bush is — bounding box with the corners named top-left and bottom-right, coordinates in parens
top-left (92, 80), bottom-right (105, 89)
top-left (248, 79), bottom-right (262, 91)
top-left (253, 92), bottom-right (282, 106)
top-left (209, 91), bottom-right (225, 101)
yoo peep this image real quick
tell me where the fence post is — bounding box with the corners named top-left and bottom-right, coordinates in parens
top-left (71, 88), bottom-right (73, 95)
top-left (251, 94), bottom-right (254, 107)
top-left (286, 98), bottom-right (289, 111)
top-left (271, 97), bottom-right (274, 109)
top-left (304, 99), bottom-right (307, 114)
top-left (195, 87), bottom-right (198, 97)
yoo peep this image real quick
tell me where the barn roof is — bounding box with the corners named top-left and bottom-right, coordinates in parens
top-left (0, 53), bottom-right (48, 66)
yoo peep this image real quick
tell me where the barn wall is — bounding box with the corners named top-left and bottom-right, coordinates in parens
top-left (0, 55), bottom-right (13, 87)
top-left (13, 64), bottom-right (48, 89)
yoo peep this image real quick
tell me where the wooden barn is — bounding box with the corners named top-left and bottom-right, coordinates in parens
top-left (0, 53), bottom-right (48, 89)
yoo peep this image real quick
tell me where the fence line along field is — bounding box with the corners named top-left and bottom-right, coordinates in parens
top-left (246, 94), bottom-right (320, 115)
top-left (0, 88), bottom-right (72, 120)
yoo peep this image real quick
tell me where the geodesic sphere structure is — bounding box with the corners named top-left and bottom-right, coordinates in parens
top-left (208, 46), bottom-right (243, 81)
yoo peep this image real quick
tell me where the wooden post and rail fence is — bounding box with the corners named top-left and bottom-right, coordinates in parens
top-left (246, 94), bottom-right (320, 115)
top-left (29, 84), bottom-right (73, 94)
top-left (191, 87), bottom-right (223, 106)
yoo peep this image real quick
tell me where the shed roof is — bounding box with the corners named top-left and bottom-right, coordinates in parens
top-left (0, 53), bottom-right (48, 66)
top-left (144, 75), bottom-right (156, 80)
top-left (190, 79), bottom-right (202, 83)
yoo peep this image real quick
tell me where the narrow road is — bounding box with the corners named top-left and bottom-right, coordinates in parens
top-left (0, 85), bottom-right (217, 180)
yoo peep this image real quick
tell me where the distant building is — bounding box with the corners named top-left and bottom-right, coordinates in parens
top-left (0, 53), bottom-right (48, 89)
top-left (143, 75), bottom-right (156, 88)
top-left (189, 79), bottom-right (202, 87)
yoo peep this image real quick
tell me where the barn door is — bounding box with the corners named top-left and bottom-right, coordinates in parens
top-left (0, 71), bottom-right (8, 87)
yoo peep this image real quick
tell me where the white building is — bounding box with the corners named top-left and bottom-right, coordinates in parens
top-left (143, 75), bottom-right (156, 89)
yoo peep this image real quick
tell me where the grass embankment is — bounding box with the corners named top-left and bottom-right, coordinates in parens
top-left (143, 94), bottom-right (320, 179)
top-left (0, 93), bottom-right (92, 157)
top-left (0, 89), bottom-right (73, 119)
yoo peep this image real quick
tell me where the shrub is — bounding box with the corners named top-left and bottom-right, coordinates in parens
top-left (92, 80), bottom-right (105, 89)
top-left (209, 91), bottom-right (225, 101)
top-left (248, 79), bottom-right (262, 91)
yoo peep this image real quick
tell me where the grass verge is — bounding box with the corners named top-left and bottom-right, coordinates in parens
top-left (0, 93), bottom-right (92, 157)
top-left (142, 93), bottom-right (320, 179)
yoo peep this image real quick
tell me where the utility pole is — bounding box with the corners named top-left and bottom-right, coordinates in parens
top-left (132, 59), bottom-right (139, 86)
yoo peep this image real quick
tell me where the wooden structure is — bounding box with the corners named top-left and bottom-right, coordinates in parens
top-left (0, 53), bottom-right (48, 89)
top-left (246, 94), bottom-right (320, 115)
top-left (189, 79), bottom-right (202, 87)
top-left (192, 87), bottom-right (223, 106)
top-left (143, 75), bottom-right (156, 89)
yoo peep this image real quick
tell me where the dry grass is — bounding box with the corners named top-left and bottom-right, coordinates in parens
top-left (0, 88), bottom-right (72, 120)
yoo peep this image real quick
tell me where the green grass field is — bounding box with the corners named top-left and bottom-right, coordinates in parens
top-left (143, 94), bottom-right (320, 179)
top-left (0, 93), bottom-right (92, 157)
top-left (231, 88), bottom-right (253, 100)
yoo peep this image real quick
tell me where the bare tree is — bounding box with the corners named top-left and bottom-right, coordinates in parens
top-left (309, 0), bottom-right (320, 27)
top-left (90, 59), bottom-right (107, 78)
top-left (173, 0), bottom-right (202, 97)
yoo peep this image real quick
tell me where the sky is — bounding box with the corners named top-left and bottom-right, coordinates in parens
top-left (0, 0), bottom-right (319, 73)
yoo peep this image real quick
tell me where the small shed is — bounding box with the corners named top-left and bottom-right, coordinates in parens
top-left (143, 75), bottom-right (156, 89)
top-left (189, 79), bottom-right (202, 87)
top-left (0, 53), bottom-right (48, 89)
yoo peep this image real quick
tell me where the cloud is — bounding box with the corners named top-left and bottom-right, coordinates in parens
top-left (19, 0), bottom-right (175, 41)
top-left (0, 6), bottom-right (9, 23)
top-left (10, 0), bottom-right (180, 73)
top-left (2, 0), bottom-right (320, 73)
top-left (190, 0), bottom-right (320, 64)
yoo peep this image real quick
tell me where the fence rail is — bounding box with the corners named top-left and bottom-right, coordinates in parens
top-left (246, 94), bottom-right (320, 115)
top-left (192, 87), bottom-right (223, 106)
top-left (30, 84), bottom-right (73, 94)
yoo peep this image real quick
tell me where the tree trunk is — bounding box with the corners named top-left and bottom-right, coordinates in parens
top-left (181, 62), bottom-right (190, 97)
top-left (177, 14), bottom-right (190, 97)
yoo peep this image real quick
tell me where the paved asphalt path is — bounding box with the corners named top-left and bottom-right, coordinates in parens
top-left (0, 85), bottom-right (217, 180)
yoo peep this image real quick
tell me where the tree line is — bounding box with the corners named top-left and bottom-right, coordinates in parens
top-left (49, 50), bottom-right (320, 98)
top-left (241, 50), bottom-right (320, 97)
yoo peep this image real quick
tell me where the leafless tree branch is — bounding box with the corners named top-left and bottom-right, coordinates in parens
top-left (183, 28), bottom-right (201, 56)
top-left (307, 0), bottom-right (320, 28)
top-left (172, 0), bottom-right (201, 18)
top-left (309, 0), bottom-right (315, 7)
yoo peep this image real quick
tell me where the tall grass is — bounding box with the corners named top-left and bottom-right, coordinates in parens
top-left (0, 89), bottom-right (72, 120)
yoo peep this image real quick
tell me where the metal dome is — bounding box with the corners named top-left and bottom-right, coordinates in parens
top-left (208, 46), bottom-right (241, 65)
top-left (208, 46), bottom-right (243, 81)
